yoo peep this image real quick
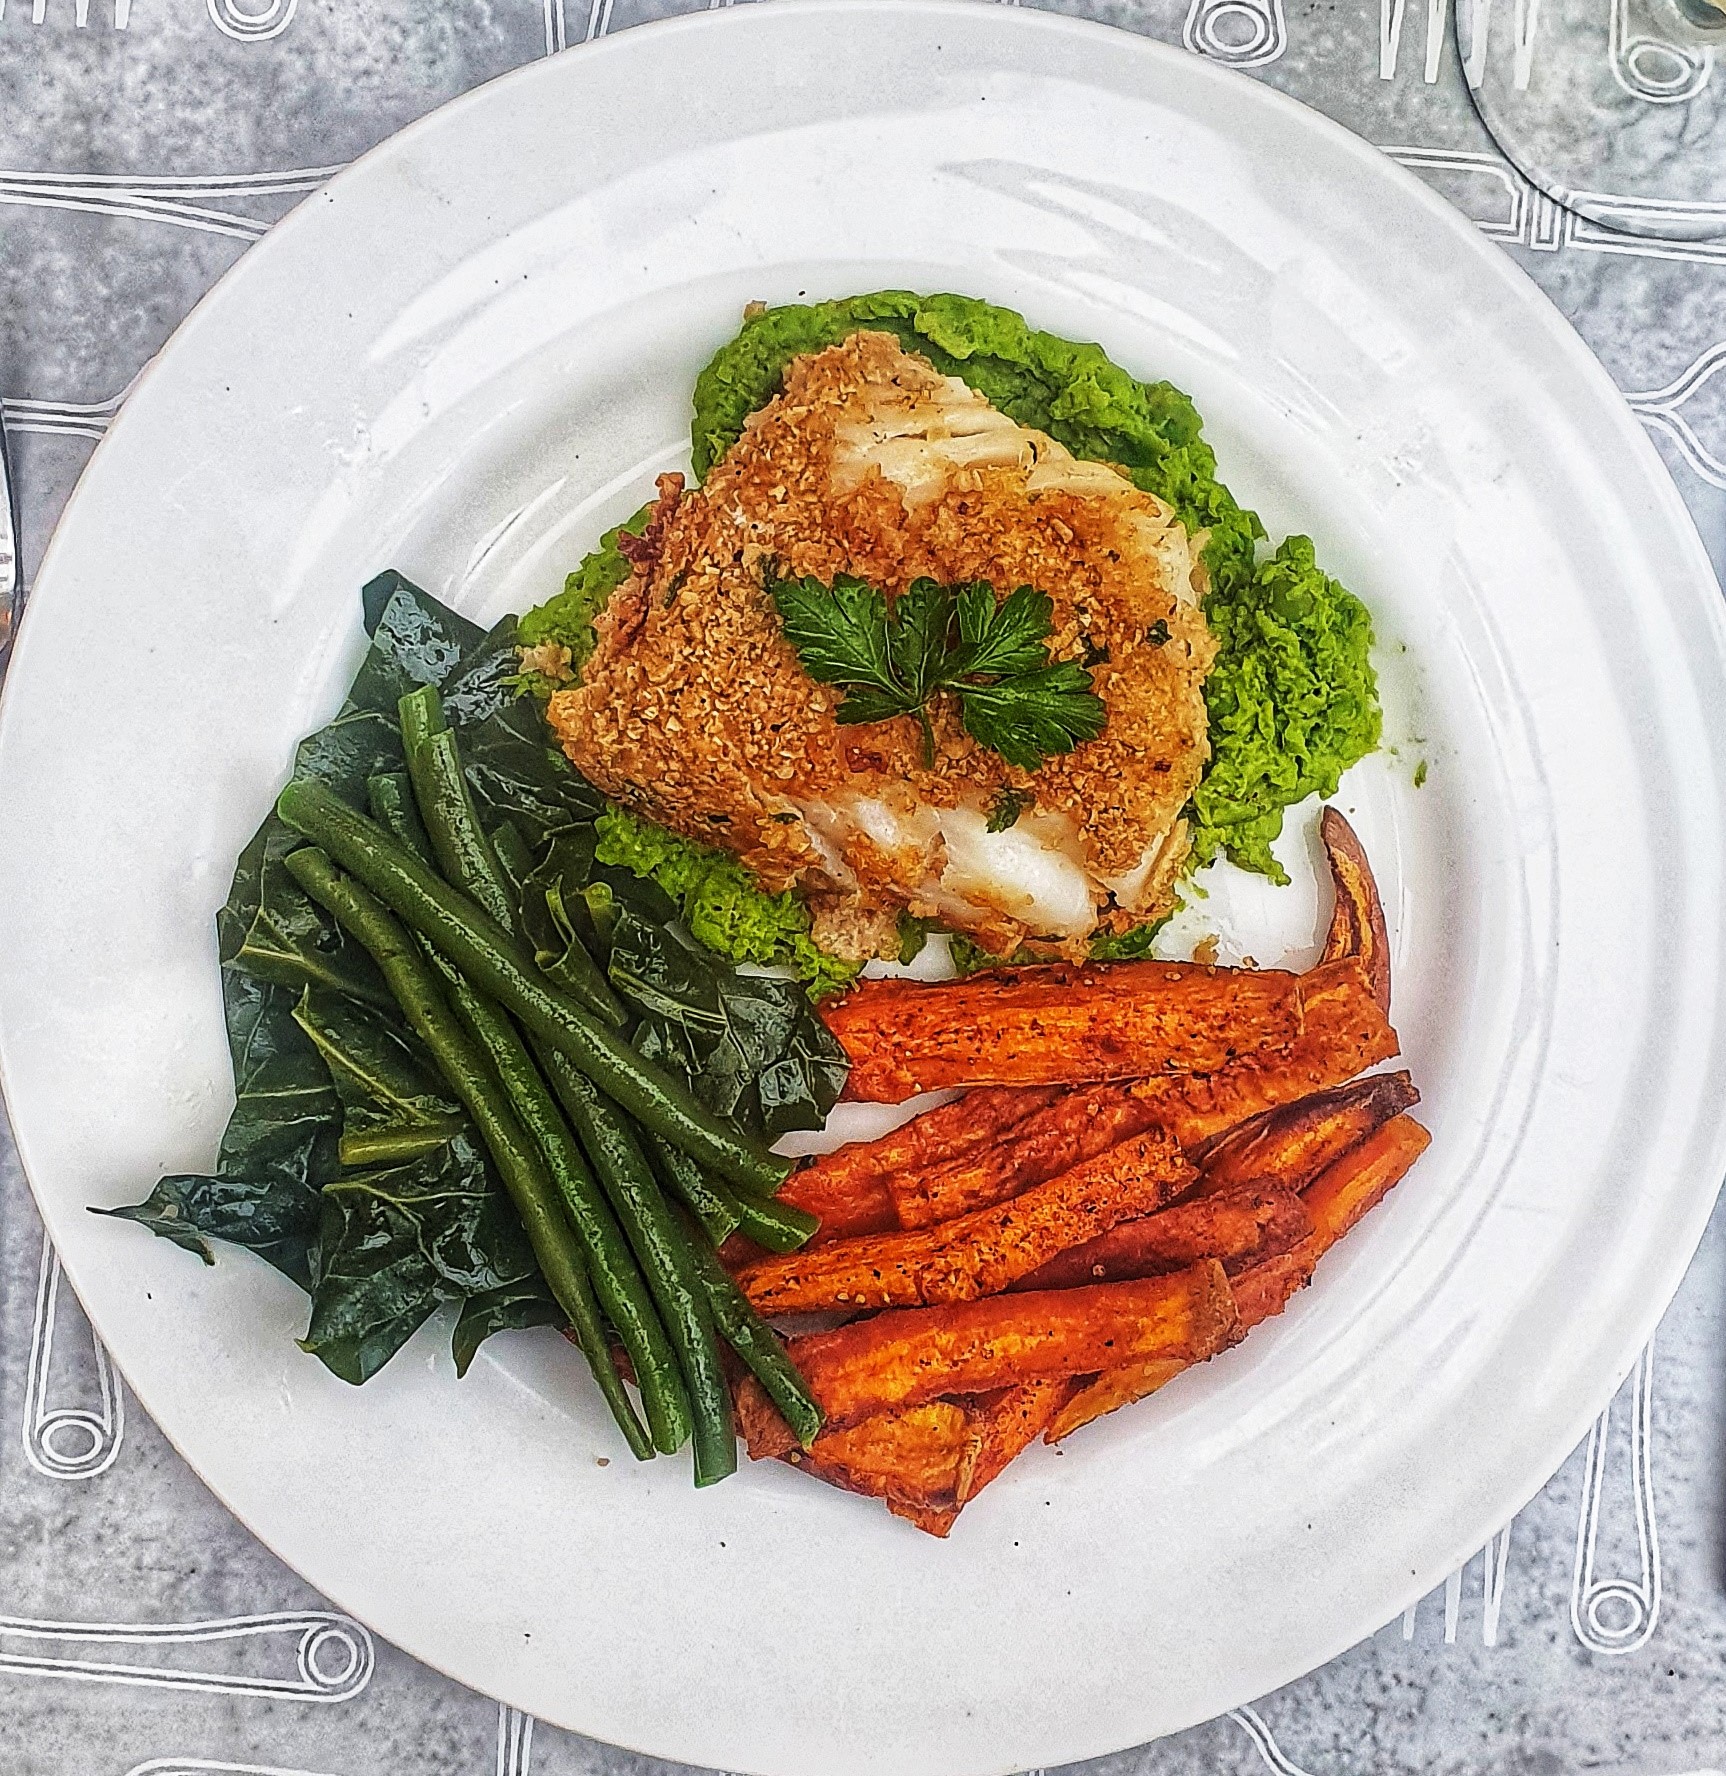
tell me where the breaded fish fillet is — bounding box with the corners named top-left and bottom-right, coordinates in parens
top-left (546, 331), bottom-right (1216, 959)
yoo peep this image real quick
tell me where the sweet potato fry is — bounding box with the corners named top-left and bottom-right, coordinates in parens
top-left (735, 1371), bottom-right (802, 1461)
top-left (1127, 957), bottom-right (1398, 1148)
top-left (956, 1380), bottom-right (1068, 1504)
top-left (1045, 1358), bottom-right (1190, 1443)
top-left (1319, 806), bottom-right (1392, 1013)
top-left (1231, 1114), bottom-right (1431, 1329)
top-left (787, 1401), bottom-right (970, 1510)
top-left (868, 976), bottom-right (1397, 1237)
top-left (738, 1129), bottom-right (1195, 1315)
top-left (825, 961), bottom-right (1306, 1102)
top-left (783, 1402), bottom-right (973, 1534)
top-left (1192, 1070), bottom-right (1419, 1197)
top-left (890, 1499), bottom-right (963, 1537)
top-left (778, 1085), bottom-right (1059, 1242)
top-left (784, 1261), bottom-right (1240, 1430)
top-left (747, 1385), bottom-right (1064, 1536)
top-left (888, 1081), bottom-right (1165, 1230)
top-left (1011, 1185), bottom-right (1311, 1292)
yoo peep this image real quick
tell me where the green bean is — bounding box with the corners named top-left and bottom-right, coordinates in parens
top-left (282, 846), bottom-right (652, 1460)
top-left (533, 901), bottom-right (621, 1029)
top-left (369, 773), bottom-right (689, 1454)
top-left (580, 881), bottom-right (617, 956)
top-left (402, 696), bottom-right (627, 1028)
top-left (399, 687), bottom-right (518, 935)
top-left (643, 1132), bottom-right (743, 1247)
top-left (442, 976), bottom-right (691, 1456)
top-left (276, 777), bottom-right (788, 1194)
top-left (676, 1216), bottom-right (824, 1450)
top-left (367, 772), bottom-right (433, 859)
top-left (731, 1192), bottom-right (820, 1254)
top-left (547, 1059), bottom-right (737, 1486)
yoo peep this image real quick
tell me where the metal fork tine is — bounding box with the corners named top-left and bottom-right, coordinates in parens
top-left (0, 398), bottom-right (22, 671)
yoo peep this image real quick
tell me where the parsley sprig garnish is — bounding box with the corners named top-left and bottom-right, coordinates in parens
top-left (769, 573), bottom-right (1107, 772)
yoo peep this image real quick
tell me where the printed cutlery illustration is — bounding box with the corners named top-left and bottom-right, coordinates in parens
top-left (1624, 341), bottom-right (1726, 490)
top-left (205, 0), bottom-right (297, 42)
top-left (24, 1235), bottom-right (124, 1480)
top-left (1453, 0), bottom-right (1723, 131)
top-left (2, 392), bottom-right (126, 443)
top-left (1380, 0), bottom-right (1452, 81)
top-left (123, 1762), bottom-right (340, 1776)
top-left (0, 0), bottom-right (131, 23)
top-left (0, 168), bottom-right (341, 240)
top-left (0, 395), bottom-right (18, 666)
top-left (497, 1707), bottom-right (533, 1776)
top-left (1228, 1707), bottom-right (1318, 1776)
top-left (0, 0), bottom-right (297, 31)
top-left (1182, 0), bottom-right (1287, 67)
top-left (0, 1196), bottom-right (376, 1702)
top-left (0, 1607), bottom-right (372, 1700)
top-left (1400, 1523), bottom-right (1515, 1647)
top-left (1571, 1340), bottom-right (1662, 1655)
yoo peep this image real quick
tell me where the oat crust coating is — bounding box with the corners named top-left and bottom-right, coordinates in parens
top-left (546, 331), bottom-right (1216, 957)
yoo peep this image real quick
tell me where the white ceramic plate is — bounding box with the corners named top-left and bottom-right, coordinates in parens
top-left (3, 5), bottom-right (1725, 1771)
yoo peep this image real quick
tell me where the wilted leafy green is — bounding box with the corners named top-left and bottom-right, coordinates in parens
top-left (292, 987), bottom-right (463, 1168)
top-left (302, 1133), bottom-right (545, 1385)
top-left (97, 969), bottom-right (336, 1287)
top-left (102, 575), bottom-right (591, 1382)
top-left (441, 615), bottom-right (606, 847)
top-left (104, 572), bottom-right (847, 1388)
top-left (452, 1278), bottom-right (562, 1379)
top-left (600, 876), bottom-right (848, 1141)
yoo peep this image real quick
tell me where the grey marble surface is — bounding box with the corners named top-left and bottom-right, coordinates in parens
top-left (4, 1), bottom-right (1726, 1772)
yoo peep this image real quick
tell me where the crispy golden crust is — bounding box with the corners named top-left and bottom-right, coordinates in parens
top-left (547, 330), bottom-right (1216, 955)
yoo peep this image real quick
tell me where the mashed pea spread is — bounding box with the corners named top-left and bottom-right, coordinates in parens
top-left (519, 293), bottom-right (1381, 982)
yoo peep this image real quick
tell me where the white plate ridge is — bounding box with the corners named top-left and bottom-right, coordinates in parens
top-left (1, 6), bottom-right (1725, 1774)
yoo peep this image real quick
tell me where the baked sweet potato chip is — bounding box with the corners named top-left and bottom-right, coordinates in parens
top-left (737, 1129), bottom-right (1194, 1314)
top-left (1011, 1185), bottom-right (1310, 1292)
top-left (1231, 1114), bottom-right (1431, 1329)
top-left (778, 1085), bottom-right (1057, 1243)
top-left (788, 1401), bottom-right (970, 1514)
top-left (1126, 958), bottom-right (1398, 1149)
top-left (1193, 1070), bottom-right (1419, 1197)
top-left (888, 1081), bottom-right (1164, 1231)
top-left (1045, 1358), bottom-right (1190, 1444)
top-left (1320, 806), bottom-right (1392, 1013)
top-left (955, 1381), bottom-right (1068, 1504)
top-left (825, 961), bottom-right (1306, 1102)
top-left (744, 1384), bottom-right (1064, 1537)
top-left (784, 1260), bottom-right (1240, 1430)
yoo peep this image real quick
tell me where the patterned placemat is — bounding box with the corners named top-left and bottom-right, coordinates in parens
top-left (3, 3), bottom-right (1724, 1771)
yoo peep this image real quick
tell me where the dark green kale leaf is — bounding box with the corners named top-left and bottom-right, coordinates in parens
top-left (441, 615), bottom-right (605, 848)
top-left (96, 970), bottom-right (338, 1288)
top-left (291, 986), bottom-right (464, 1169)
top-left (105, 575), bottom-right (589, 1380)
top-left (302, 1131), bottom-right (542, 1385)
top-left (452, 1281), bottom-right (562, 1380)
top-left (605, 889), bottom-right (847, 1140)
